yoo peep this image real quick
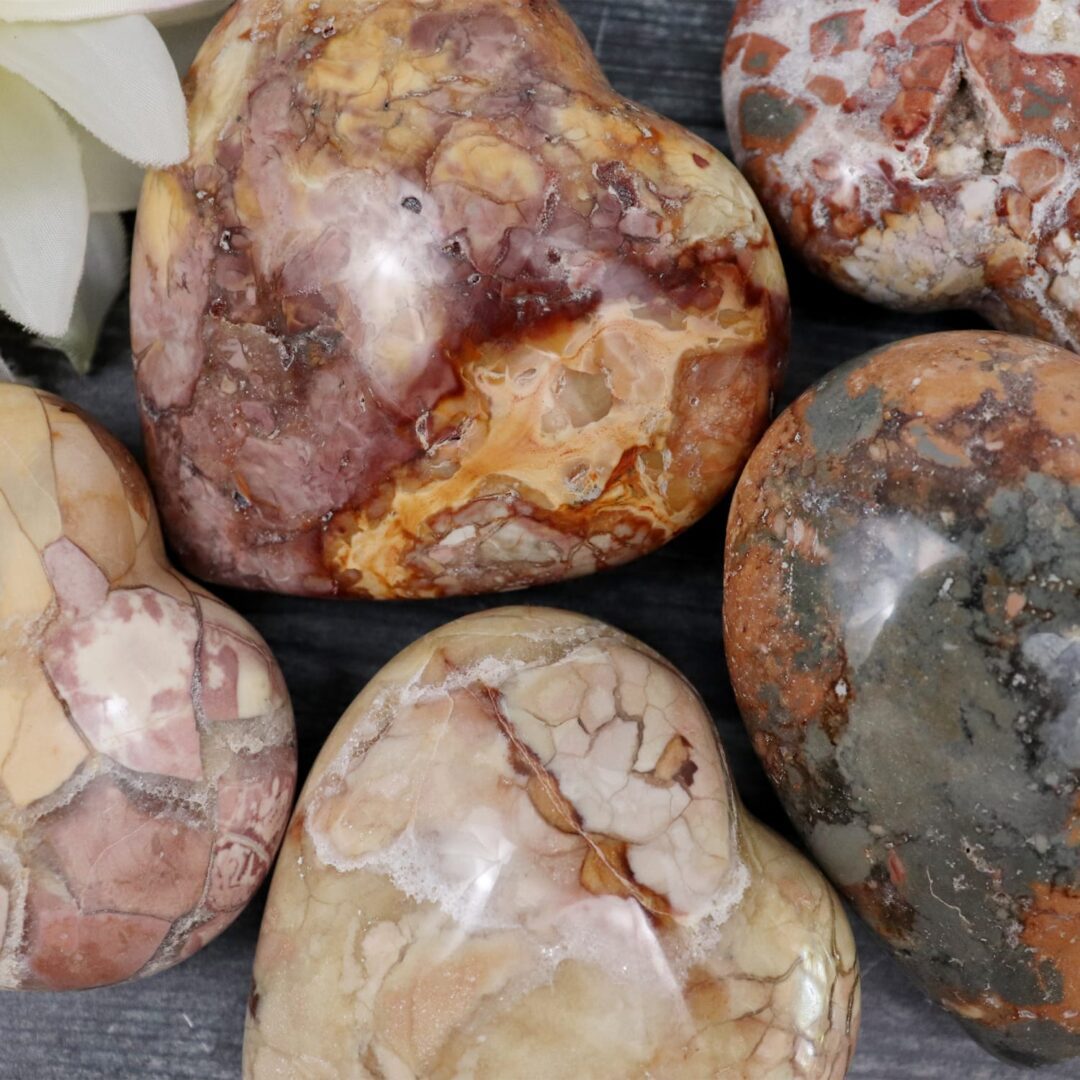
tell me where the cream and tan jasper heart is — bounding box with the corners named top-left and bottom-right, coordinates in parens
top-left (243, 607), bottom-right (858, 1079)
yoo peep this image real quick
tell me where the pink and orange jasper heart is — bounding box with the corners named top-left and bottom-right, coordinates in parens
top-left (131, 0), bottom-right (788, 600)
top-left (244, 608), bottom-right (859, 1079)
top-left (0, 385), bottom-right (296, 991)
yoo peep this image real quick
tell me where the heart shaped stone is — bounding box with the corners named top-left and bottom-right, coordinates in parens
top-left (724, 0), bottom-right (1080, 350)
top-left (725, 331), bottom-right (1080, 1065)
top-left (131, 0), bottom-right (788, 599)
top-left (0, 385), bottom-right (296, 990)
top-left (244, 608), bottom-right (858, 1078)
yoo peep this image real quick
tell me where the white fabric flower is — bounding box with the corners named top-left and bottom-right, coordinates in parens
top-left (0, 0), bottom-right (227, 370)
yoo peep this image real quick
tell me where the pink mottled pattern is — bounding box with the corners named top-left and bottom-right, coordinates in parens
top-left (44, 589), bottom-right (204, 781)
top-left (209, 751), bottom-right (296, 911)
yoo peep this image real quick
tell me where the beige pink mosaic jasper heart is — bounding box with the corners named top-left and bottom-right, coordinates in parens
top-left (0, 384), bottom-right (297, 991)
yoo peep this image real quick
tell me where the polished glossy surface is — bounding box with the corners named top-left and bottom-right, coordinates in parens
top-left (0, 385), bottom-right (296, 991)
top-left (244, 607), bottom-right (858, 1078)
top-left (725, 331), bottom-right (1080, 1065)
top-left (130, 0), bottom-right (788, 600)
top-left (724, 0), bottom-right (1080, 350)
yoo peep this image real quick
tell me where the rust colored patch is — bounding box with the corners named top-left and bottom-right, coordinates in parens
top-left (724, 390), bottom-right (851, 748)
top-left (903, 4), bottom-right (953, 44)
top-left (579, 835), bottom-right (673, 921)
top-left (886, 847), bottom-right (907, 888)
top-left (1066, 794), bottom-right (1080, 847)
top-left (980, 0), bottom-right (1040, 22)
top-left (845, 866), bottom-right (917, 943)
top-left (898, 42), bottom-right (955, 91)
top-left (526, 773), bottom-right (582, 834)
top-left (726, 542), bottom-right (828, 727)
top-left (882, 89), bottom-right (936, 140)
top-left (1011, 148), bottom-right (1066, 201)
top-left (739, 32), bottom-right (790, 75)
top-left (1019, 884), bottom-right (1080, 1031)
top-left (807, 75), bottom-right (848, 106)
top-left (651, 735), bottom-right (698, 787)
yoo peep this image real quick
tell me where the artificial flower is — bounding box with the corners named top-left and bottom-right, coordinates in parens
top-left (0, 0), bottom-right (228, 371)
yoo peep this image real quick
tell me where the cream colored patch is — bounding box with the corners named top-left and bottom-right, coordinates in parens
top-left (0, 386), bottom-right (61, 549)
top-left (45, 402), bottom-right (136, 581)
top-left (0, 657), bottom-right (87, 806)
top-left (0, 491), bottom-right (53, 631)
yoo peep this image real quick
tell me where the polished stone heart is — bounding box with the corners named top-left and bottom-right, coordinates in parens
top-left (131, 0), bottom-right (788, 599)
top-left (244, 608), bottom-right (858, 1078)
top-left (725, 331), bottom-right (1080, 1065)
top-left (0, 384), bottom-right (296, 991)
top-left (724, 0), bottom-right (1080, 351)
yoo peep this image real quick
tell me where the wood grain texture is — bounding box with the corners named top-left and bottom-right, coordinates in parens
top-left (0, 1), bottom-right (1069, 1077)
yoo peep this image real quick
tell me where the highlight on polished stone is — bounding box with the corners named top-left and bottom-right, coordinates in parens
top-left (724, 331), bottom-right (1080, 1066)
top-left (130, 0), bottom-right (789, 600)
top-left (724, 0), bottom-right (1080, 350)
top-left (243, 607), bottom-right (859, 1079)
top-left (0, 384), bottom-right (296, 991)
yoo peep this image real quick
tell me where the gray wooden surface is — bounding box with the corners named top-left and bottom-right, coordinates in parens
top-left (0, 2), bottom-right (1072, 1076)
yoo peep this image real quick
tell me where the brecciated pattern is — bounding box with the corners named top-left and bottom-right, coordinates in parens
top-left (725, 0), bottom-right (1080, 350)
top-left (724, 332), bottom-right (1080, 1066)
top-left (0, 385), bottom-right (296, 991)
top-left (130, 0), bottom-right (788, 599)
top-left (243, 608), bottom-right (859, 1079)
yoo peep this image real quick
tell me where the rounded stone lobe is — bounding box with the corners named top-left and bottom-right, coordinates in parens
top-left (131, 0), bottom-right (788, 599)
top-left (724, 0), bottom-right (1080, 350)
top-left (724, 330), bottom-right (1080, 1065)
top-left (243, 607), bottom-right (858, 1079)
top-left (0, 384), bottom-right (297, 991)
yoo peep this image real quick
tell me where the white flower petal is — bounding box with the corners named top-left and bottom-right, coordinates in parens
top-left (0, 71), bottom-right (88, 339)
top-left (0, 0), bottom-right (216, 22)
top-left (0, 14), bottom-right (188, 167)
top-left (43, 212), bottom-right (128, 373)
top-left (74, 125), bottom-right (145, 212)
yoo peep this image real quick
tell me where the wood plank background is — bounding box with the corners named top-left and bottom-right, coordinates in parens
top-left (0, 1), bottom-right (1070, 1076)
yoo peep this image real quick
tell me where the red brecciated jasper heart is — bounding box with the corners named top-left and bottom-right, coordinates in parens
top-left (724, 0), bottom-right (1080, 350)
top-left (130, 0), bottom-right (788, 600)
